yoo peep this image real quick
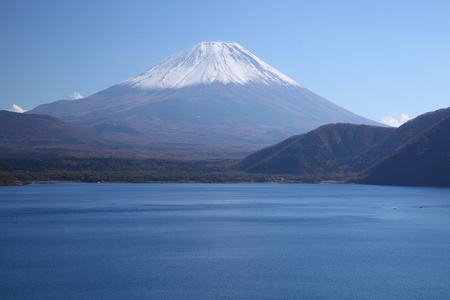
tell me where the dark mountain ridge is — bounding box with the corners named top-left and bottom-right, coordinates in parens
top-left (350, 107), bottom-right (450, 171)
top-left (240, 123), bottom-right (394, 175)
top-left (0, 110), bottom-right (120, 156)
top-left (241, 107), bottom-right (450, 186)
top-left (360, 115), bottom-right (450, 187)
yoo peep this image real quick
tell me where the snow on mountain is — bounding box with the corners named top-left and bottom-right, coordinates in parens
top-left (119, 42), bottom-right (301, 89)
top-left (28, 41), bottom-right (382, 158)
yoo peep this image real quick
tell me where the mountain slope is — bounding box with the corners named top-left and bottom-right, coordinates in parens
top-left (350, 107), bottom-right (450, 171)
top-left (29, 41), bottom-right (381, 158)
top-left (240, 123), bottom-right (393, 175)
top-left (360, 115), bottom-right (450, 187)
top-left (0, 110), bottom-right (111, 156)
top-left (240, 107), bottom-right (450, 186)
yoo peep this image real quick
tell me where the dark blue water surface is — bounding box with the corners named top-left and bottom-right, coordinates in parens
top-left (1, 183), bottom-right (450, 299)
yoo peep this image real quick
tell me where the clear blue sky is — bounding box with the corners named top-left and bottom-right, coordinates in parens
top-left (1, 0), bottom-right (449, 125)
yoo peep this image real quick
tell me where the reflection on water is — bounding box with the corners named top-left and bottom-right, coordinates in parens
top-left (1, 183), bottom-right (450, 299)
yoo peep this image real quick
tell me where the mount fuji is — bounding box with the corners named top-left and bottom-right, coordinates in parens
top-left (29, 42), bottom-right (381, 158)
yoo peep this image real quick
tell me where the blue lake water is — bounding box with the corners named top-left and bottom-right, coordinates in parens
top-left (1, 183), bottom-right (450, 299)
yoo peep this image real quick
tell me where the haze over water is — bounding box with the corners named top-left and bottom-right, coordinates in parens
top-left (1, 183), bottom-right (450, 299)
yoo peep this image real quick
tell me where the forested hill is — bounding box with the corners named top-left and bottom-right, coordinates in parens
top-left (360, 115), bottom-right (450, 187)
top-left (350, 107), bottom-right (450, 172)
top-left (240, 107), bottom-right (450, 186)
top-left (240, 123), bottom-right (393, 175)
top-left (0, 110), bottom-right (111, 156)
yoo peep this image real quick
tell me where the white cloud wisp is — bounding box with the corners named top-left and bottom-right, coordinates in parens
top-left (382, 114), bottom-right (411, 127)
top-left (71, 91), bottom-right (84, 99)
top-left (11, 104), bottom-right (27, 113)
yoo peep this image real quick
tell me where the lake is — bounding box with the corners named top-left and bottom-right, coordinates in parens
top-left (1, 183), bottom-right (450, 299)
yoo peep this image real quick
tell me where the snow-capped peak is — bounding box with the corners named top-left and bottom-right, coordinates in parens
top-left (120, 41), bottom-right (301, 89)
